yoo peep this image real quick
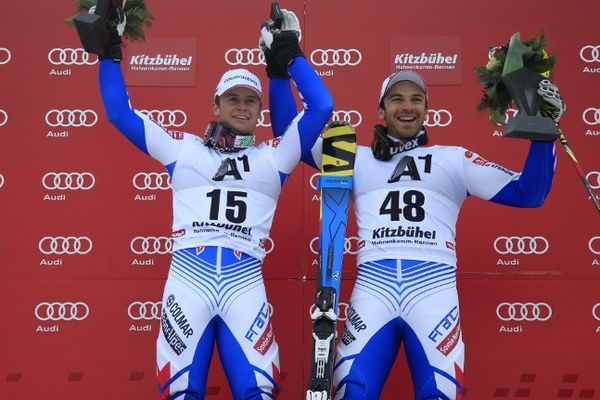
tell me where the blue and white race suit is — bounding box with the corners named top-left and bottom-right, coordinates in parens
top-left (269, 77), bottom-right (556, 399)
top-left (99, 56), bottom-right (333, 400)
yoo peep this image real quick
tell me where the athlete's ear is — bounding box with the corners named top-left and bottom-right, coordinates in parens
top-left (212, 101), bottom-right (220, 117)
top-left (377, 105), bottom-right (385, 121)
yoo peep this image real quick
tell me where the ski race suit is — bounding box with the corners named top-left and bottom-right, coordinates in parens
top-left (269, 77), bottom-right (556, 400)
top-left (99, 57), bottom-right (332, 400)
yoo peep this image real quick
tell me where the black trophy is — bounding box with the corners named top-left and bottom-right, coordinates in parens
top-left (73, 0), bottom-right (123, 58)
top-left (501, 33), bottom-right (560, 141)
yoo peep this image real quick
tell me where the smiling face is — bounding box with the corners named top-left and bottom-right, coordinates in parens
top-left (213, 86), bottom-right (261, 134)
top-left (377, 80), bottom-right (427, 140)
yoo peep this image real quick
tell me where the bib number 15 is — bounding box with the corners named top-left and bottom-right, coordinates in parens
top-left (206, 189), bottom-right (248, 223)
top-left (379, 190), bottom-right (425, 222)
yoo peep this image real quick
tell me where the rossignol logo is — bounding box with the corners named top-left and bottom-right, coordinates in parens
top-left (130, 54), bottom-right (193, 71)
top-left (372, 225), bottom-right (436, 240)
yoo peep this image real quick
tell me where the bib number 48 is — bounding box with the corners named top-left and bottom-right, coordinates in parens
top-left (379, 190), bottom-right (425, 222)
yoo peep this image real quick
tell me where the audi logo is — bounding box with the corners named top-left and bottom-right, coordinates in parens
top-left (587, 171), bottom-right (600, 190)
top-left (42, 172), bottom-right (95, 190)
top-left (493, 236), bottom-right (549, 255)
top-left (45, 109), bottom-right (98, 128)
top-left (309, 236), bottom-right (360, 256)
top-left (424, 109), bottom-right (452, 127)
top-left (309, 301), bottom-right (350, 321)
top-left (130, 236), bottom-right (173, 255)
top-left (225, 48), bottom-right (265, 66)
top-left (257, 109), bottom-right (271, 127)
top-left (331, 110), bottom-right (363, 127)
top-left (593, 303), bottom-right (600, 321)
top-left (580, 45), bottom-right (600, 63)
top-left (310, 49), bottom-right (362, 67)
top-left (35, 302), bottom-right (90, 321)
top-left (260, 237), bottom-right (275, 255)
top-left (48, 48), bottom-right (98, 65)
top-left (0, 174), bottom-right (4, 188)
top-left (0, 109), bottom-right (7, 126)
top-left (128, 301), bottom-right (162, 320)
top-left (309, 172), bottom-right (321, 190)
top-left (589, 237), bottom-right (600, 255)
top-left (582, 108), bottom-right (600, 125)
top-left (496, 302), bottom-right (552, 321)
top-left (140, 109), bottom-right (187, 127)
top-left (39, 236), bottom-right (93, 255)
top-left (0, 47), bottom-right (11, 64)
top-left (132, 172), bottom-right (171, 190)
top-left (504, 108), bottom-right (518, 124)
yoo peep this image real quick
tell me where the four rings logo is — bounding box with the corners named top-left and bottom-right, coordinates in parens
top-left (504, 108), bottom-right (518, 124)
top-left (0, 109), bottom-right (7, 126)
top-left (0, 173), bottom-right (4, 188)
top-left (35, 302), bottom-right (90, 321)
top-left (593, 303), bottom-right (600, 321)
top-left (48, 48), bottom-right (98, 65)
top-left (0, 47), bottom-right (12, 64)
top-left (309, 236), bottom-right (360, 255)
top-left (424, 109), bottom-right (452, 127)
top-left (140, 109), bottom-right (187, 127)
top-left (582, 108), bottom-right (600, 125)
top-left (225, 48), bottom-right (265, 66)
top-left (39, 236), bottom-right (93, 255)
top-left (42, 172), bottom-right (96, 190)
top-left (130, 236), bottom-right (173, 255)
top-left (493, 236), bottom-right (549, 255)
top-left (580, 45), bottom-right (600, 63)
top-left (309, 173), bottom-right (320, 190)
top-left (310, 49), bottom-right (362, 67)
top-left (587, 171), bottom-right (600, 190)
top-left (496, 302), bottom-right (552, 321)
top-left (589, 237), bottom-right (600, 255)
top-left (128, 301), bottom-right (161, 320)
top-left (310, 301), bottom-right (350, 321)
top-left (132, 172), bottom-right (171, 190)
top-left (259, 237), bottom-right (275, 254)
top-left (332, 110), bottom-right (363, 127)
top-left (257, 109), bottom-right (271, 127)
top-left (45, 109), bottom-right (98, 127)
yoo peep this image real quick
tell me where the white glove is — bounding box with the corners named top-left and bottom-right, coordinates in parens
top-left (538, 79), bottom-right (565, 124)
top-left (260, 9), bottom-right (301, 50)
top-left (281, 9), bottom-right (301, 42)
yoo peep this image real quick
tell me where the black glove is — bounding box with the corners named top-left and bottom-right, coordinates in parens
top-left (260, 24), bottom-right (303, 74)
top-left (270, 31), bottom-right (303, 69)
top-left (259, 39), bottom-right (287, 78)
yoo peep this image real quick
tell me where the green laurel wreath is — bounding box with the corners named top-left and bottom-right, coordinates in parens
top-left (65, 0), bottom-right (153, 42)
top-left (475, 34), bottom-right (556, 126)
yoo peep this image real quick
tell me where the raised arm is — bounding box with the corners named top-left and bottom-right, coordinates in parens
top-left (98, 58), bottom-right (182, 170)
top-left (98, 59), bottom-right (147, 152)
top-left (260, 16), bottom-right (333, 176)
top-left (490, 141), bottom-right (556, 207)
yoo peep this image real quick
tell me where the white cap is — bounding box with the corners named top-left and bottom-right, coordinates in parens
top-left (379, 70), bottom-right (428, 104)
top-left (215, 69), bottom-right (263, 99)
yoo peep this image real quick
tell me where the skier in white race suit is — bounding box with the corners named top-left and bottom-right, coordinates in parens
top-left (96, 7), bottom-right (332, 399)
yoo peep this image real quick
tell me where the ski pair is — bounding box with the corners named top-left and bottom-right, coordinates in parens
top-left (306, 122), bottom-right (356, 400)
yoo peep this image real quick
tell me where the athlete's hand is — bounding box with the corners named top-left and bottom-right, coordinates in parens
top-left (280, 9), bottom-right (302, 42)
top-left (260, 16), bottom-right (303, 72)
top-left (538, 79), bottom-right (565, 124)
